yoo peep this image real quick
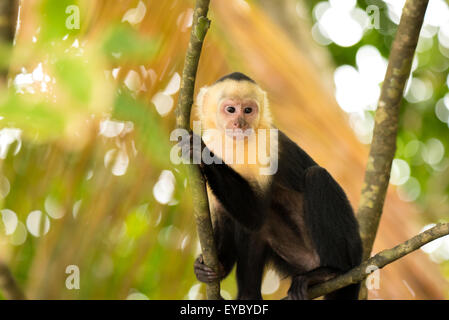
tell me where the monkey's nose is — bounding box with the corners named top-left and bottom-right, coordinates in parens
top-left (233, 118), bottom-right (247, 129)
top-left (232, 122), bottom-right (247, 130)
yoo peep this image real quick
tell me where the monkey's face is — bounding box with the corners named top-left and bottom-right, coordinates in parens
top-left (218, 98), bottom-right (259, 139)
top-left (194, 79), bottom-right (272, 141)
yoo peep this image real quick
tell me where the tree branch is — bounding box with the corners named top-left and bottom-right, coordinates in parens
top-left (0, 0), bottom-right (25, 301)
top-left (357, 0), bottom-right (429, 261)
top-left (175, 0), bottom-right (221, 300)
top-left (0, 0), bottom-right (18, 80)
top-left (0, 261), bottom-right (26, 300)
top-left (308, 222), bottom-right (449, 299)
top-left (0, 0), bottom-right (17, 42)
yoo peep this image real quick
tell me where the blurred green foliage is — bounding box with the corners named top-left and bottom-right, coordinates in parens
top-left (54, 57), bottom-right (92, 104)
top-left (0, 0), bottom-right (197, 300)
top-left (39, 0), bottom-right (82, 42)
top-left (0, 92), bottom-right (65, 140)
top-left (307, 0), bottom-right (449, 284)
top-left (102, 25), bottom-right (160, 64)
top-left (307, 0), bottom-right (449, 218)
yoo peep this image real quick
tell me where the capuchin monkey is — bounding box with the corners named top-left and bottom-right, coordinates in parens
top-left (187, 72), bottom-right (362, 300)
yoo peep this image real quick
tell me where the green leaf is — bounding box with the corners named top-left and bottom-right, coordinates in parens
top-left (102, 25), bottom-right (159, 63)
top-left (54, 57), bottom-right (92, 104)
top-left (0, 94), bottom-right (65, 141)
top-left (125, 205), bottom-right (151, 239)
top-left (39, 0), bottom-right (81, 42)
top-left (113, 91), bottom-right (171, 166)
top-left (0, 43), bottom-right (12, 72)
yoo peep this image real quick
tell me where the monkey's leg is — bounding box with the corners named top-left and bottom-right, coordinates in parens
top-left (194, 254), bottom-right (225, 283)
top-left (194, 214), bottom-right (236, 284)
top-left (287, 267), bottom-right (360, 300)
top-left (303, 165), bottom-right (362, 271)
top-left (287, 275), bottom-right (309, 300)
top-left (235, 232), bottom-right (267, 300)
top-left (286, 267), bottom-right (339, 300)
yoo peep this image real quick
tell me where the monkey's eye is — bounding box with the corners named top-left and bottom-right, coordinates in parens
top-left (244, 107), bottom-right (252, 114)
top-left (226, 106), bottom-right (236, 113)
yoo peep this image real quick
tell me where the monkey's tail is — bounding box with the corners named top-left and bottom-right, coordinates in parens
top-left (323, 283), bottom-right (361, 300)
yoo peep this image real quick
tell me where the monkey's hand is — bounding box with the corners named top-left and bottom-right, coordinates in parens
top-left (176, 131), bottom-right (205, 165)
top-left (194, 254), bottom-right (225, 283)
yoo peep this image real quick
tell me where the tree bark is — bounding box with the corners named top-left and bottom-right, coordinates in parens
top-left (0, 0), bottom-right (18, 80)
top-left (0, 0), bottom-right (17, 43)
top-left (175, 0), bottom-right (221, 300)
top-left (308, 223), bottom-right (449, 299)
top-left (356, 0), bottom-right (429, 299)
top-left (357, 0), bottom-right (429, 261)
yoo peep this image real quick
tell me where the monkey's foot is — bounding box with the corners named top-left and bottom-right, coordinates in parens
top-left (193, 254), bottom-right (224, 283)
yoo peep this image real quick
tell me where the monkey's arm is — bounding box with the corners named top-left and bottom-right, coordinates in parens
top-left (200, 153), bottom-right (268, 231)
top-left (179, 132), bottom-right (267, 229)
top-left (214, 214), bottom-right (238, 275)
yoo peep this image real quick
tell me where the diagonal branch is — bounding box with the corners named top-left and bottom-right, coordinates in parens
top-left (308, 223), bottom-right (449, 299)
top-left (175, 0), bottom-right (221, 300)
top-left (0, 261), bottom-right (26, 300)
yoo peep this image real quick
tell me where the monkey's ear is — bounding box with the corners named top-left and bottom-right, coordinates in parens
top-left (196, 86), bottom-right (209, 109)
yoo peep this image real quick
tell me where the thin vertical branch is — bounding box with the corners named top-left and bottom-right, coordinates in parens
top-left (0, 0), bottom-right (19, 79)
top-left (357, 0), bottom-right (429, 260)
top-left (175, 0), bottom-right (221, 299)
top-left (0, 0), bottom-right (25, 301)
top-left (356, 0), bottom-right (429, 299)
top-left (0, 0), bottom-right (18, 43)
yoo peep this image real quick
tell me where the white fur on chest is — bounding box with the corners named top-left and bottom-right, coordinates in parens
top-left (202, 131), bottom-right (273, 191)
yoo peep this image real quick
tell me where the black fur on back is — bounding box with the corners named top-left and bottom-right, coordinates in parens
top-left (303, 166), bottom-right (362, 271)
top-left (275, 131), bottom-right (362, 271)
top-left (215, 72), bottom-right (256, 84)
